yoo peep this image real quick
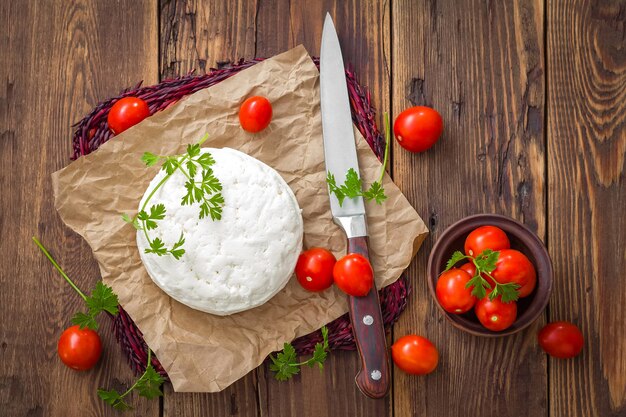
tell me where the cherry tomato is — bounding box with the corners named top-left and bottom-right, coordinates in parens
top-left (391, 335), bottom-right (438, 375)
top-left (393, 106), bottom-right (443, 152)
top-left (491, 249), bottom-right (537, 297)
top-left (538, 321), bottom-right (584, 359)
top-left (295, 248), bottom-right (337, 292)
top-left (57, 325), bottom-right (102, 371)
top-left (332, 253), bottom-right (373, 297)
top-left (239, 96), bottom-right (272, 133)
top-left (474, 293), bottom-right (517, 331)
top-left (436, 269), bottom-right (476, 314)
top-left (107, 97), bottom-right (150, 134)
top-left (464, 225), bottom-right (510, 257)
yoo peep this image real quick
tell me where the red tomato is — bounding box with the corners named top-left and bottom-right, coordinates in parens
top-left (107, 97), bottom-right (150, 134)
top-left (538, 321), bottom-right (584, 359)
top-left (57, 325), bottom-right (102, 371)
top-left (295, 248), bottom-right (336, 292)
top-left (332, 253), bottom-right (373, 297)
top-left (474, 293), bottom-right (517, 331)
top-left (239, 96), bottom-right (272, 133)
top-left (464, 225), bottom-right (510, 257)
top-left (436, 269), bottom-right (476, 314)
top-left (393, 106), bottom-right (443, 152)
top-left (491, 249), bottom-right (537, 297)
top-left (391, 335), bottom-right (438, 375)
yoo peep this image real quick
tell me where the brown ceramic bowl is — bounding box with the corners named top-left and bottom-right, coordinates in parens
top-left (427, 214), bottom-right (552, 337)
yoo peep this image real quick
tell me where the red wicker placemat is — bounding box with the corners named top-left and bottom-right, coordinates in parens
top-left (72, 57), bottom-right (411, 378)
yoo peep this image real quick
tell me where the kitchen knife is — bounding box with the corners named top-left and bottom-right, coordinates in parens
top-left (320, 13), bottom-right (390, 399)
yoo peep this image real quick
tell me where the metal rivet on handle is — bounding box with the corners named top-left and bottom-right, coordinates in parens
top-left (371, 370), bottom-right (382, 380)
top-left (362, 315), bottom-right (374, 325)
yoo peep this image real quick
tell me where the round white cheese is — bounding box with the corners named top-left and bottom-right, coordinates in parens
top-left (137, 147), bottom-right (303, 315)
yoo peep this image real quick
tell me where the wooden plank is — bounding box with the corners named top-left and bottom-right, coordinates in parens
top-left (255, 2), bottom-right (391, 416)
top-left (158, 1), bottom-right (262, 416)
top-left (392, 0), bottom-right (547, 416)
top-left (0, 1), bottom-right (158, 417)
top-left (159, 1), bottom-right (391, 415)
top-left (547, 1), bottom-right (626, 416)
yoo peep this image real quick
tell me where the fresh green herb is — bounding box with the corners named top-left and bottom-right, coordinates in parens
top-left (122, 133), bottom-right (224, 260)
top-left (98, 350), bottom-right (165, 411)
top-left (444, 249), bottom-right (520, 302)
top-left (269, 326), bottom-right (329, 381)
top-left (326, 112), bottom-right (391, 206)
top-left (32, 237), bottom-right (119, 330)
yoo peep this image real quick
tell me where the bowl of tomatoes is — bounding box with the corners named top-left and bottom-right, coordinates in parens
top-left (427, 214), bottom-right (552, 336)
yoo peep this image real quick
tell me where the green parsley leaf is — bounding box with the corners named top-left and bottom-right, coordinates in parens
top-left (363, 181), bottom-right (387, 204)
top-left (445, 251), bottom-right (468, 271)
top-left (86, 281), bottom-right (119, 316)
top-left (465, 274), bottom-right (492, 299)
top-left (269, 326), bottom-right (330, 381)
top-left (141, 152), bottom-right (161, 167)
top-left (474, 249), bottom-right (499, 273)
top-left (121, 213), bottom-right (141, 230)
top-left (269, 343), bottom-right (300, 381)
top-left (196, 152), bottom-right (215, 169)
top-left (342, 168), bottom-right (363, 198)
top-left (98, 350), bottom-right (164, 411)
top-left (326, 172), bottom-right (346, 206)
top-left (162, 156), bottom-right (180, 175)
top-left (135, 365), bottom-right (165, 399)
top-left (186, 143), bottom-right (201, 158)
top-left (71, 311), bottom-right (99, 330)
top-left (148, 204), bottom-right (166, 220)
top-left (490, 283), bottom-right (521, 303)
top-left (186, 159), bottom-right (197, 178)
top-left (146, 238), bottom-right (167, 256)
top-left (97, 389), bottom-right (132, 411)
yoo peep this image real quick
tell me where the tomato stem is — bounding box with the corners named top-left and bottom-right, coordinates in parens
top-left (32, 236), bottom-right (88, 301)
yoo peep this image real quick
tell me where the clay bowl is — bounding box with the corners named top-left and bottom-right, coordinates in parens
top-left (427, 214), bottom-right (552, 337)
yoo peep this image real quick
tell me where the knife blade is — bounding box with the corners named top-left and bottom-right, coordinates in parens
top-left (320, 13), bottom-right (390, 399)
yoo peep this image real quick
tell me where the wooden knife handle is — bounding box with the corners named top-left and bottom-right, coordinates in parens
top-left (347, 236), bottom-right (390, 399)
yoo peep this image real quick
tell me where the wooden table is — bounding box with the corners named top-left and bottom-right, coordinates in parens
top-left (1, 1), bottom-right (624, 416)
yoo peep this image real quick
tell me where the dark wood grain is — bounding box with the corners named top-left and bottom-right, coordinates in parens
top-left (0, 1), bottom-right (158, 417)
top-left (547, 1), bottom-right (626, 416)
top-left (392, 0), bottom-right (547, 416)
top-left (347, 236), bottom-right (390, 398)
top-left (4, 0), bottom-right (625, 416)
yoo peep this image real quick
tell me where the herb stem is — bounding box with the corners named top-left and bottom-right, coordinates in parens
top-left (122, 350), bottom-right (152, 399)
top-left (32, 236), bottom-right (88, 301)
top-left (140, 155), bottom-right (188, 213)
top-left (378, 112), bottom-right (391, 184)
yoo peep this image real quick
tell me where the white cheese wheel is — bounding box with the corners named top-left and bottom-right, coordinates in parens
top-left (137, 147), bottom-right (303, 315)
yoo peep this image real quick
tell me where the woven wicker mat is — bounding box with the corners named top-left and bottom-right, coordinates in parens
top-left (71, 57), bottom-right (411, 378)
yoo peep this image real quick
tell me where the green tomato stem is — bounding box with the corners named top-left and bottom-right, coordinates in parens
top-left (32, 236), bottom-right (88, 301)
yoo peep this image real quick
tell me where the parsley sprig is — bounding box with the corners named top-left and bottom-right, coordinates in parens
top-left (33, 237), bottom-right (163, 411)
top-left (445, 249), bottom-right (520, 302)
top-left (123, 134), bottom-right (224, 260)
top-left (98, 349), bottom-right (165, 411)
top-left (269, 326), bottom-right (329, 381)
top-left (32, 237), bottom-right (119, 330)
top-left (326, 112), bottom-right (391, 206)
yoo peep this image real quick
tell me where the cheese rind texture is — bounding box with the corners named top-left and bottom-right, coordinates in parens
top-left (137, 147), bottom-right (303, 315)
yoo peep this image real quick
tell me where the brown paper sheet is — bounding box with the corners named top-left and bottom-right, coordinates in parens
top-left (52, 45), bottom-right (428, 392)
